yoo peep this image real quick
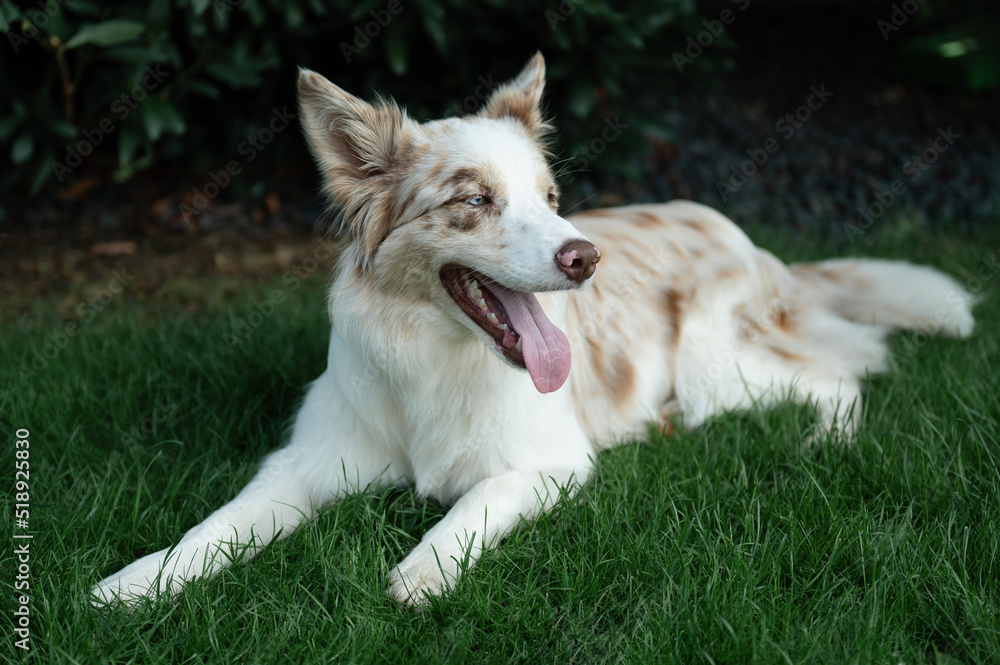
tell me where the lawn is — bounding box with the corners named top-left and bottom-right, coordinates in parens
top-left (2, 220), bottom-right (998, 664)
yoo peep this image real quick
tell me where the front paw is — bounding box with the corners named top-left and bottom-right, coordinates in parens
top-left (90, 547), bottom-right (172, 607)
top-left (388, 545), bottom-right (453, 606)
top-left (91, 569), bottom-right (159, 607)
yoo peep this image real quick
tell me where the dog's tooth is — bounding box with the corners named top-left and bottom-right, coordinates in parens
top-left (500, 323), bottom-right (509, 332)
top-left (477, 298), bottom-right (488, 311)
top-left (516, 338), bottom-right (522, 353)
top-left (462, 277), bottom-right (482, 299)
top-left (487, 312), bottom-right (499, 324)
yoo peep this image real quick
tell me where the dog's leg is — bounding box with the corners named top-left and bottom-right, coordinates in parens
top-left (804, 377), bottom-right (862, 446)
top-left (388, 465), bottom-right (589, 605)
top-left (92, 373), bottom-right (398, 605)
top-left (92, 444), bottom-right (318, 605)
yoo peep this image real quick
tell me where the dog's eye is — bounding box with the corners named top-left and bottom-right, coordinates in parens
top-left (468, 195), bottom-right (487, 206)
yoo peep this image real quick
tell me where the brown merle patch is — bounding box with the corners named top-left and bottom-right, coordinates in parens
top-left (447, 211), bottom-right (482, 232)
top-left (769, 345), bottom-right (806, 362)
top-left (606, 351), bottom-right (637, 407)
top-left (571, 209), bottom-right (617, 219)
top-left (683, 219), bottom-right (709, 235)
top-left (632, 211), bottom-right (663, 228)
top-left (663, 288), bottom-right (684, 345)
top-left (775, 309), bottom-right (793, 333)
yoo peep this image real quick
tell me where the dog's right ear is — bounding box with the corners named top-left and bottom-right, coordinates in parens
top-left (297, 68), bottom-right (412, 269)
top-left (297, 68), bottom-right (406, 199)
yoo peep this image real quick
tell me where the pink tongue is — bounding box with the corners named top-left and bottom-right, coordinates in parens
top-left (492, 287), bottom-right (571, 393)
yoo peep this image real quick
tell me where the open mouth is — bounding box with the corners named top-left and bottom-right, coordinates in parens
top-left (440, 265), bottom-right (572, 394)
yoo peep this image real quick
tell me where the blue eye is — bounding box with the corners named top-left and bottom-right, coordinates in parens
top-left (468, 195), bottom-right (486, 206)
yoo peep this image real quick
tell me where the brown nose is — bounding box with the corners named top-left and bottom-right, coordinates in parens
top-left (556, 239), bottom-right (601, 284)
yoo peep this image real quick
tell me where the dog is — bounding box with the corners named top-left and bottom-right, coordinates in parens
top-left (92, 53), bottom-right (975, 606)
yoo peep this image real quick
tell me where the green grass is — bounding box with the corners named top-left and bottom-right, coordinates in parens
top-left (2, 220), bottom-right (998, 664)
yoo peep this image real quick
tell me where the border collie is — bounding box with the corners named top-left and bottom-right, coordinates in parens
top-left (93, 54), bottom-right (975, 606)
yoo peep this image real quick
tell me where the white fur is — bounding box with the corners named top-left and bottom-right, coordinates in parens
top-left (92, 56), bottom-right (976, 607)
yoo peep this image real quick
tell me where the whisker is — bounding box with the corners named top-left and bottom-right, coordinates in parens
top-left (560, 191), bottom-right (600, 215)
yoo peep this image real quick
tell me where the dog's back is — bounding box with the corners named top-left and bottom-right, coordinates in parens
top-left (563, 200), bottom-right (975, 441)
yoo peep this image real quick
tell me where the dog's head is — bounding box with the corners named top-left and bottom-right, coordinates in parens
top-left (298, 54), bottom-right (599, 393)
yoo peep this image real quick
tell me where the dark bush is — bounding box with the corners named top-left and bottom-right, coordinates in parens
top-left (0, 0), bottom-right (723, 204)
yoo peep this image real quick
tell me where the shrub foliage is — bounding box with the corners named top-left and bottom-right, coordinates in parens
top-left (0, 0), bottom-right (720, 201)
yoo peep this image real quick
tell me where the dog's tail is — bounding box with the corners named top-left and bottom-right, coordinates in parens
top-left (789, 259), bottom-right (976, 337)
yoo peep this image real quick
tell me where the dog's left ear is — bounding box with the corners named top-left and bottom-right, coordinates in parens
top-left (478, 52), bottom-right (550, 141)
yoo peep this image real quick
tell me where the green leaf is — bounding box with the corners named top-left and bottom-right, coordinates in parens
top-left (113, 148), bottom-right (154, 182)
top-left (203, 48), bottom-right (278, 88)
top-left (100, 45), bottom-right (170, 63)
top-left (49, 119), bottom-right (78, 141)
top-left (384, 21), bottom-right (409, 76)
top-left (140, 96), bottom-right (186, 141)
top-left (148, 0), bottom-right (172, 31)
top-left (0, 114), bottom-right (22, 141)
top-left (307, 0), bottom-right (328, 15)
top-left (118, 119), bottom-right (143, 167)
top-left (611, 22), bottom-right (645, 50)
top-left (567, 81), bottom-right (596, 118)
top-left (64, 20), bottom-right (146, 49)
top-left (67, 1), bottom-right (103, 18)
top-left (415, 0), bottom-right (446, 54)
top-left (11, 134), bottom-right (33, 165)
top-left (182, 78), bottom-right (222, 100)
top-left (0, 0), bottom-right (21, 32)
top-left (283, 2), bottom-right (304, 27)
top-left (637, 121), bottom-right (674, 143)
top-left (29, 149), bottom-right (55, 196)
top-left (244, 0), bottom-right (265, 26)
top-left (190, 0), bottom-right (211, 16)
top-left (212, 0), bottom-right (230, 30)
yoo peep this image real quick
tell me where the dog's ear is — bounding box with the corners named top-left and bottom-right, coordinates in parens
top-left (298, 68), bottom-right (413, 269)
top-left (478, 52), bottom-right (551, 142)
